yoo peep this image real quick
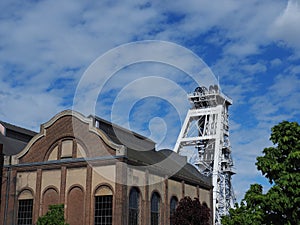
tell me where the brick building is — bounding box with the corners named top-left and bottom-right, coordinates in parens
top-left (0, 120), bottom-right (37, 216)
top-left (0, 110), bottom-right (212, 225)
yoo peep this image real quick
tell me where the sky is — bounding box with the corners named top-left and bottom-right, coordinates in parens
top-left (0, 0), bottom-right (300, 201)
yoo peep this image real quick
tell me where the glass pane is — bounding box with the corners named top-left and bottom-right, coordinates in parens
top-left (17, 199), bottom-right (33, 225)
top-left (151, 193), bottom-right (160, 225)
top-left (128, 188), bottom-right (140, 225)
top-left (170, 197), bottom-right (178, 225)
top-left (94, 195), bottom-right (113, 225)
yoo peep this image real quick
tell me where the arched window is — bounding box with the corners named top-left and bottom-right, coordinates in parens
top-left (47, 139), bottom-right (87, 161)
top-left (151, 192), bottom-right (161, 225)
top-left (170, 196), bottom-right (178, 225)
top-left (17, 189), bottom-right (34, 225)
top-left (94, 185), bottom-right (113, 225)
top-left (128, 187), bottom-right (140, 225)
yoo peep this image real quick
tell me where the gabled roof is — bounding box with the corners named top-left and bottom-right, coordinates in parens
top-left (0, 121), bottom-right (37, 140)
top-left (0, 133), bottom-right (28, 156)
top-left (0, 121), bottom-right (37, 155)
top-left (89, 115), bottom-right (156, 151)
top-left (88, 116), bottom-right (211, 187)
top-left (126, 148), bottom-right (212, 188)
top-left (14, 110), bottom-right (125, 163)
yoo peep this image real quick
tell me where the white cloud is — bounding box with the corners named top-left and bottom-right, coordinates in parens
top-left (0, 0), bottom-right (299, 203)
top-left (248, 72), bottom-right (300, 124)
top-left (0, 81), bottom-right (65, 130)
top-left (241, 62), bottom-right (267, 74)
top-left (231, 72), bottom-right (300, 201)
top-left (225, 43), bottom-right (260, 57)
top-left (269, 0), bottom-right (300, 50)
top-left (270, 58), bottom-right (282, 67)
top-left (269, 73), bottom-right (300, 98)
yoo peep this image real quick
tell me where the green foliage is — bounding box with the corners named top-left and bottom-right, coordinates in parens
top-left (256, 121), bottom-right (300, 184)
top-left (221, 184), bottom-right (265, 225)
top-left (222, 121), bottom-right (300, 225)
top-left (36, 204), bottom-right (69, 225)
top-left (173, 196), bottom-right (210, 225)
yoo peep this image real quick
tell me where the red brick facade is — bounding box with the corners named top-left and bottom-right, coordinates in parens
top-left (0, 110), bottom-right (213, 225)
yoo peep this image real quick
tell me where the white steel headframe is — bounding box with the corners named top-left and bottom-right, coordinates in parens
top-left (174, 85), bottom-right (235, 225)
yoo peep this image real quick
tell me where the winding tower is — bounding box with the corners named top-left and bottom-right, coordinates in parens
top-left (174, 85), bottom-right (235, 225)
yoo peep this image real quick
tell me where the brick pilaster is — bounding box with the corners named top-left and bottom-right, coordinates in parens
top-left (181, 181), bottom-right (185, 198)
top-left (60, 166), bottom-right (67, 203)
top-left (5, 168), bottom-right (17, 225)
top-left (60, 166), bottom-right (67, 220)
top-left (114, 161), bottom-right (127, 225)
top-left (34, 169), bottom-right (42, 223)
top-left (0, 167), bottom-right (7, 225)
top-left (164, 175), bottom-right (168, 225)
top-left (143, 169), bottom-right (149, 225)
top-left (85, 165), bottom-right (92, 225)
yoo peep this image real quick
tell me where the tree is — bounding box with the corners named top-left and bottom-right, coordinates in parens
top-left (221, 184), bottom-right (265, 225)
top-left (222, 121), bottom-right (300, 225)
top-left (173, 196), bottom-right (210, 225)
top-left (37, 204), bottom-right (69, 225)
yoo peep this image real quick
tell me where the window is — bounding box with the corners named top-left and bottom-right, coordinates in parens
top-left (151, 192), bottom-right (160, 225)
top-left (128, 187), bottom-right (140, 225)
top-left (94, 186), bottom-right (113, 225)
top-left (17, 190), bottom-right (34, 225)
top-left (17, 199), bottom-right (33, 225)
top-left (94, 195), bottom-right (113, 225)
top-left (170, 196), bottom-right (178, 225)
top-left (61, 140), bottom-right (73, 159)
top-left (47, 139), bottom-right (87, 161)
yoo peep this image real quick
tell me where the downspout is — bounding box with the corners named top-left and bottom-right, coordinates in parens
top-left (0, 125), bottom-right (5, 214)
top-left (3, 156), bottom-right (11, 225)
top-left (0, 144), bottom-right (3, 208)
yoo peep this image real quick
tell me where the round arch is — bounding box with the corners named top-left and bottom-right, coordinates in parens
top-left (42, 186), bottom-right (59, 215)
top-left (18, 188), bottom-right (34, 200)
top-left (93, 183), bottom-right (114, 196)
top-left (67, 185), bottom-right (85, 225)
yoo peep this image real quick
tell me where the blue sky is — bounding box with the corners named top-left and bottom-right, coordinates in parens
top-left (1, 0), bottom-right (300, 201)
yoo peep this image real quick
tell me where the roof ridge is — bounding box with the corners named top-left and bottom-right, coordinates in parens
top-left (0, 120), bottom-right (37, 136)
top-left (89, 114), bottom-right (156, 144)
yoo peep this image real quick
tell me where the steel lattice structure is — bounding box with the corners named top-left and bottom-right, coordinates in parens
top-left (174, 85), bottom-right (236, 225)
